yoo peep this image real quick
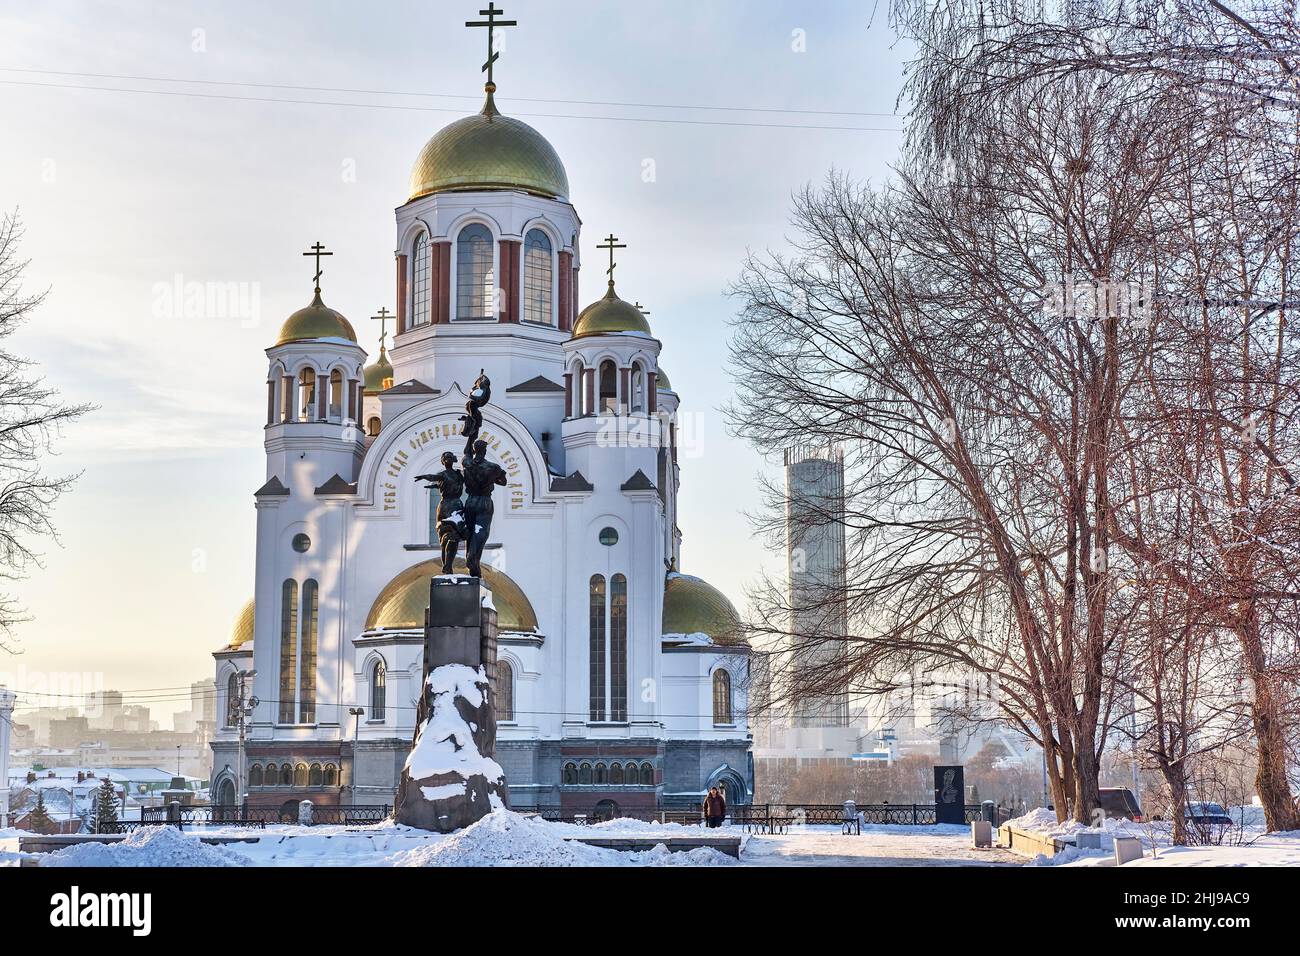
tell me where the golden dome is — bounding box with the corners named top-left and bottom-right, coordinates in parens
top-left (656, 367), bottom-right (673, 392)
top-left (662, 573), bottom-right (746, 646)
top-left (573, 282), bottom-right (654, 339)
top-left (366, 559), bottom-right (539, 633)
top-left (363, 346), bottom-right (394, 395)
top-left (229, 598), bottom-right (254, 649)
top-left (408, 91), bottom-right (569, 202)
top-left (276, 292), bottom-right (358, 346)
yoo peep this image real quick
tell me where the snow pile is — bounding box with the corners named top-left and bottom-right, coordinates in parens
top-left (1004, 807), bottom-right (1089, 838)
top-left (41, 825), bottom-right (252, 868)
top-left (384, 810), bottom-right (734, 867)
top-left (404, 664), bottom-right (505, 787)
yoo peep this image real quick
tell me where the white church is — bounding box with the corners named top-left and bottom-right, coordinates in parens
top-left (210, 9), bottom-right (753, 818)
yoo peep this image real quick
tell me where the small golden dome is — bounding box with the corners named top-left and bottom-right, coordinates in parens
top-left (366, 559), bottom-right (539, 633)
top-left (363, 346), bottom-right (394, 395)
top-left (408, 91), bottom-right (569, 202)
top-left (656, 367), bottom-right (673, 392)
top-left (662, 573), bottom-right (745, 646)
top-left (229, 598), bottom-right (254, 649)
top-left (573, 282), bottom-right (654, 339)
top-left (276, 292), bottom-right (358, 346)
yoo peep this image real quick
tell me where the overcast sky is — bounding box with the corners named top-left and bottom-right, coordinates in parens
top-left (0, 0), bottom-right (908, 723)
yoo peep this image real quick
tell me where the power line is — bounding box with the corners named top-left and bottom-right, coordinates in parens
top-left (0, 67), bottom-right (900, 119)
top-left (0, 77), bottom-right (903, 133)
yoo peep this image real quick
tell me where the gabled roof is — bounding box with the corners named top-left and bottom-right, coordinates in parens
top-left (254, 476), bottom-right (290, 497)
top-left (314, 474), bottom-right (358, 495)
top-left (620, 469), bottom-right (656, 492)
top-left (381, 379), bottom-right (440, 396)
top-left (506, 375), bottom-right (565, 394)
top-left (550, 471), bottom-right (594, 492)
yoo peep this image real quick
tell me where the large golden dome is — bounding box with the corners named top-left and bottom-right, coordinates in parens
top-left (276, 291), bottom-right (358, 346)
top-left (229, 598), bottom-right (254, 649)
top-left (408, 91), bottom-right (568, 202)
top-left (366, 559), bottom-right (539, 633)
top-left (662, 573), bottom-right (746, 646)
top-left (573, 282), bottom-right (654, 339)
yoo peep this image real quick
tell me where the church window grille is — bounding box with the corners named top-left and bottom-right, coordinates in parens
top-left (456, 223), bottom-right (495, 320)
top-left (278, 580), bottom-right (298, 723)
top-left (371, 660), bottom-right (387, 721)
top-left (309, 763), bottom-right (322, 787)
top-left (610, 763), bottom-right (624, 785)
top-left (639, 763), bottom-right (654, 785)
top-left (297, 368), bottom-right (316, 421)
top-left (589, 575), bottom-right (606, 721)
top-left (281, 764), bottom-right (294, 786)
top-left (598, 360), bottom-right (618, 414)
top-left (579, 762), bottom-right (592, 785)
top-left (713, 669), bottom-right (733, 724)
top-left (496, 659), bottom-right (514, 722)
top-left (594, 763), bottom-right (608, 785)
top-left (411, 232), bottom-right (431, 327)
top-left (523, 229), bottom-right (553, 324)
top-left (563, 763), bottom-right (578, 785)
top-left (625, 762), bottom-right (639, 782)
top-left (610, 574), bottom-right (628, 722)
top-left (248, 764), bottom-right (263, 787)
top-left (299, 579), bottom-right (319, 724)
top-left (324, 764), bottom-right (338, 787)
top-left (294, 764), bottom-right (308, 787)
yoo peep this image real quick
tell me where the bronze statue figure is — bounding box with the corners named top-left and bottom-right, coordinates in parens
top-left (461, 438), bottom-right (507, 578)
top-left (414, 451), bottom-right (466, 574)
top-left (459, 370), bottom-right (492, 456)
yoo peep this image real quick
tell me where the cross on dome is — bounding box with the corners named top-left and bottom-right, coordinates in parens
top-left (371, 306), bottom-right (393, 350)
top-left (302, 241), bottom-right (333, 294)
top-left (465, 3), bottom-right (517, 92)
top-left (597, 233), bottom-right (627, 286)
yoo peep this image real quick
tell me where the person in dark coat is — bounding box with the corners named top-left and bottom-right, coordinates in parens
top-left (702, 786), bottom-right (727, 828)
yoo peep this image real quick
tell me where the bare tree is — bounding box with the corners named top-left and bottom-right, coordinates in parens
top-left (0, 210), bottom-right (91, 651)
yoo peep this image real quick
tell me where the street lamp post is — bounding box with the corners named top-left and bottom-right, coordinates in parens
top-left (232, 669), bottom-right (258, 811)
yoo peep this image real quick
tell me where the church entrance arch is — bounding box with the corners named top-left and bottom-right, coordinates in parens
top-left (592, 799), bottom-right (620, 821)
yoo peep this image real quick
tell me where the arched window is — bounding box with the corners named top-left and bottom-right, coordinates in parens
top-left (625, 762), bottom-right (639, 783)
top-left (594, 763), bottom-right (608, 785)
top-left (639, 763), bottom-right (654, 786)
top-left (563, 763), bottom-right (578, 785)
top-left (589, 575), bottom-right (606, 721)
top-left (367, 416), bottom-right (382, 437)
top-left (598, 360), bottom-right (618, 414)
top-left (281, 764), bottom-right (294, 786)
top-left (523, 228), bottom-right (553, 324)
top-left (371, 660), bottom-right (387, 721)
top-left (264, 764), bottom-right (279, 786)
top-left (630, 363), bottom-right (645, 413)
top-left (225, 672), bottom-right (238, 728)
top-left (299, 580), bottom-right (319, 724)
top-left (309, 763), bottom-right (322, 787)
top-left (323, 764), bottom-right (338, 787)
top-left (248, 764), bottom-right (263, 787)
top-left (713, 669), bottom-right (733, 724)
top-left (278, 580), bottom-right (298, 723)
top-left (578, 762), bottom-right (592, 785)
top-left (297, 368), bottom-right (316, 421)
top-left (496, 659), bottom-right (514, 722)
top-left (294, 764), bottom-right (308, 788)
top-left (411, 232), bottom-right (431, 327)
top-left (328, 369), bottom-right (343, 420)
top-left (456, 223), bottom-right (495, 320)
top-left (569, 359), bottom-right (585, 417)
top-left (610, 763), bottom-right (624, 785)
top-left (610, 574), bottom-right (628, 722)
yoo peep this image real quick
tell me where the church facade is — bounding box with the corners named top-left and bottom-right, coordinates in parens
top-left (210, 40), bottom-right (753, 818)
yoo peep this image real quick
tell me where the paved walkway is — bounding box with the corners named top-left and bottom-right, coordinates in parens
top-left (739, 824), bottom-right (1022, 866)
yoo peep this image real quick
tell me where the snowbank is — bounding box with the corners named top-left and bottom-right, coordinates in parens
top-left (41, 825), bottom-right (252, 868)
top-left (383, 809), bottom-right (735, 867)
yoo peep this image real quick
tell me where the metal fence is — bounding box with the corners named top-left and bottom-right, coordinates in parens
top-left (135, 803), bottom-right (391, 830)
top-left (530, 803), bottom-right (999, 831)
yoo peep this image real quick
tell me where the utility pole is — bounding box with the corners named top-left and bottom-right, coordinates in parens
top-left (231, 669), bottom-right (258, 810)
top-left (0, 686), bottom-right (14, 829)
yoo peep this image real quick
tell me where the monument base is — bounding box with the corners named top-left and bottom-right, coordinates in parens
top-left (395, 575), bottom-right (509, 832)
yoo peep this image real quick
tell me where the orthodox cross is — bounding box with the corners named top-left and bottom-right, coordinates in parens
top-left (597, 233), bottom-right (626, 282)
top-left (371, 307), bottom-right (393, 349)
top-left (303, 241), bottom-right (332, 294)
top-left (465, 3), bottom-right (516, 89)
top-left (634, 301), bottom-right (650, 316)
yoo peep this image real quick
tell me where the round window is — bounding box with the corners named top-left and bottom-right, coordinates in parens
top-left (291, 533), bottom-right (311, 553)
top-left (598, 527), bottom-right (619, 547)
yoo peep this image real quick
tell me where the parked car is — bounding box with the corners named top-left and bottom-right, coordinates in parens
top-left (1098, 787), bottom-right (1143, 822)
top-left (1185, 802), bottom-right (1234, 826)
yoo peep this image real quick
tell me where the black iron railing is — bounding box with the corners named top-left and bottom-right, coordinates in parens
top-left (138, 803), bottom-right (391, 829)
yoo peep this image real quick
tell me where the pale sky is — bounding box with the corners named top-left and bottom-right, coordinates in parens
top-left (0, 0), bottom-right (907, 723)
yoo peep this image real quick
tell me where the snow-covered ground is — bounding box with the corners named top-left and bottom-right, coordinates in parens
top-left (740, 823), bottom-right (1020, 867)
